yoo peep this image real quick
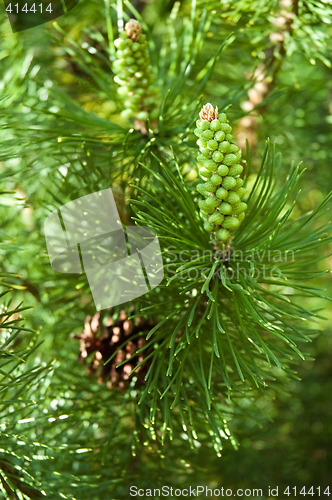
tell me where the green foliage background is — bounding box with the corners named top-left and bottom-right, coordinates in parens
top-left (0, 0), bottom-right (331, 498)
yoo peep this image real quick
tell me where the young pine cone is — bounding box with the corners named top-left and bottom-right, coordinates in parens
top-left (194, 104), bottom-right (248, 243)
top-left (113, 19), bottom-right (159, 132)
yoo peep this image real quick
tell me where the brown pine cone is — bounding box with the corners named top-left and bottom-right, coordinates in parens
top-left (72, 309), bottom-right (154, 389)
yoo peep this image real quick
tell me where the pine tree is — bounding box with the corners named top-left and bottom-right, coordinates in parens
top-left (0, 0), bottom-right (331, 497)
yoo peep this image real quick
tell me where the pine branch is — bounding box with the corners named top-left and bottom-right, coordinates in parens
top-left (128, 141), bottom-right (331, 449)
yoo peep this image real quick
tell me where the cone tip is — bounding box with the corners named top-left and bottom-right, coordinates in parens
top-left (199, 103), bottom-right (219, 122)
top-left (125, 19), bottom-right (142, 41)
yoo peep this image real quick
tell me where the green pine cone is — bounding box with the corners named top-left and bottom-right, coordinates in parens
top-left (113, 19), bottom-right (159, 132)
top-left (195, 103), bottom-right (247, 244)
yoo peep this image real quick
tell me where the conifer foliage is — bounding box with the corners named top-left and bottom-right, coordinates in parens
top-left (0, 0), bottom-right (331, 497)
